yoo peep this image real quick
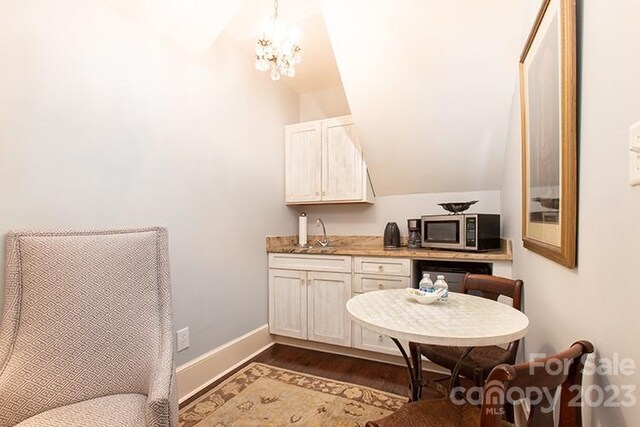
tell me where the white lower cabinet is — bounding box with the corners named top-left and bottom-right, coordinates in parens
top-left (268, 254), bottom-right (352, 346)
top-left (351, 275), bottom-right (409, 355)
top-left (351, 257), bottom-right (411, 356)
top-left (307, 271), bottom-right (351, 346)
top-left (269, 253), bottom-right (510, 358)
top-left (269, 269), bottom-right (307, 339)
top-left (268, 254), bottom-right (412, 354)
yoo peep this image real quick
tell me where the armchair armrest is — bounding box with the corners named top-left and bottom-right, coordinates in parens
top-left (145, 336), bottom-right (178, 427)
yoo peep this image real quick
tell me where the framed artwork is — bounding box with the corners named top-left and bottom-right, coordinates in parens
top-left (519, 0), bottom-right (577, 268)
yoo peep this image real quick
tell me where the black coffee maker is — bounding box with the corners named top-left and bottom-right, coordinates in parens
top-left (407, 218), bottom-right (421, 249)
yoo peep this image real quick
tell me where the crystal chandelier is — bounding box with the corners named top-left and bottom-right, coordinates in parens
top-left (254, 0), bottom-right (301, 81)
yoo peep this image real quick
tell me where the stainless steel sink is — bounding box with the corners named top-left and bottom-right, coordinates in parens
top-left (310, 244), bottom-right (334, 250)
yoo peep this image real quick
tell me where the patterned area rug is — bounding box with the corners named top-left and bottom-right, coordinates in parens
top-left (179, 362), bottom-right (406, 426)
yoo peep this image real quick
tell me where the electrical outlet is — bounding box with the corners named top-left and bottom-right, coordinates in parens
top-left (630, 121), bottom-right (640, 187)
top-left (177, 327), bottom-right (190, 352)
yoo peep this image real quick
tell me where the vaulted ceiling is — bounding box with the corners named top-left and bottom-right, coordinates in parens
top-left (109, 0), bottom-right (524, 196)
top-left (320, 0), bottom-right (524, 195)
top-left (106, 0), bottom-right (242, 54)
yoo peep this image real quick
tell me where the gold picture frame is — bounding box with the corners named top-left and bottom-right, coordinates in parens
top-left (519, 0), bottom-right (577, 268)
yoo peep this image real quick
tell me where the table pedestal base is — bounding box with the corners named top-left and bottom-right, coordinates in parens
top-left (391, 339), bottom-right (474, 402)
top-left (391, 338), bottom-right (422, 401)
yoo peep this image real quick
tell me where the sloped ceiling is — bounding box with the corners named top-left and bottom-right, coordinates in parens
top-left (320, 0), bottom-right (523, 195)
top-left (104, 0), bottom-right (524, 196)
top-left (106, 0), bottom-right (242, 55)
top-left (225, 0), bottom-right (342, 93)
top-left (271, 13), bottom-right (343, 93)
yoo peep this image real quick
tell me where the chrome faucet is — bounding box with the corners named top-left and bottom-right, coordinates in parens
top-left (316, 218), bottom-right (331, 247)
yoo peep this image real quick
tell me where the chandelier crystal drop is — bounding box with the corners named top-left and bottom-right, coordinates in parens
top-left (254, 0), bottom-right (301, 81)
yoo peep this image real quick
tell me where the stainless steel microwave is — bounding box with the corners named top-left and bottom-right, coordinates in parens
top-left (421, 214), bottom-right (500, 251)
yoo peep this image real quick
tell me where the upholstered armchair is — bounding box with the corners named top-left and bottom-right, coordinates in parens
top-left (0, 228), bottom-right (177, 426)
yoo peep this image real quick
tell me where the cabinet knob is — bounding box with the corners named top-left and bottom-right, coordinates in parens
top-left (322, 191), bottom-right (326, 196)
top-left (378, 283), bottom-right (383, 289)
top-left (378, 265), bottom-right (384, 272)
top-left (378, 335), bottom-right (384, 341)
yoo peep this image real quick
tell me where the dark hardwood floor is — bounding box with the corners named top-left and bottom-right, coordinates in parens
top-left (180, 344), bottom-right (448, 409)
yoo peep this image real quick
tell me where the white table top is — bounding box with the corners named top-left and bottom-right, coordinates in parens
top-left (347, 289), bottom-right (529, 347)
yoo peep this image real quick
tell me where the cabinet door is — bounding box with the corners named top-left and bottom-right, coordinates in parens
top-left (321, 117), bottom-right (364, 201)
top-left (285, 122), bottom-right (322, 203)
top-left (307, 271), bottom-right (352, 346)
top-left (268, 269), bottom-right (307, 339)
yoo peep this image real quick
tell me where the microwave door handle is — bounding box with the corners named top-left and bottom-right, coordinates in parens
top-left (461, 217), bottom-right (467, 250)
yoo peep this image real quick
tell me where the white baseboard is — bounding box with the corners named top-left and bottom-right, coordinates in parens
top-left (176, 324), bottom-right (275, 403)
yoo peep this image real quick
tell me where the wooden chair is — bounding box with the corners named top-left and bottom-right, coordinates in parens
top-left (410, 273), bottom-right (524, 391)
top-left (365, 340), bottom-right (594, 427)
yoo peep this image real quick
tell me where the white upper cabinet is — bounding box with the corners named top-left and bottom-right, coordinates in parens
top-left (322, 117), bottom-right (364, 201)
top-left (285, 122), bottom-right (322, 203)
top-left (285, 115), bottom-right (374, 205)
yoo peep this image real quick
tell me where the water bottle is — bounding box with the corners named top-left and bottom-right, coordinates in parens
top-left (433, 275), bottom-right (449, 301)
top-left (418, 272), bottom-right (434, 293)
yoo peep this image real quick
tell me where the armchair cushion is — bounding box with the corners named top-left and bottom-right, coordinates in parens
top-left (16, 394), bottom-right (147, 427)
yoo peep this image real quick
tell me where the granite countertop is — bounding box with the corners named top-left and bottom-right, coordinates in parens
top-left (266, 235), bottom-right (512, 262)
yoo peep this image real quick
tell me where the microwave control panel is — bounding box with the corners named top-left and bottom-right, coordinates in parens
top-left (465, 217), bottom-right (477, 248)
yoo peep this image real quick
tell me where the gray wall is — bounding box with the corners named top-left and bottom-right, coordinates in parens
top-left (500, 0), bottom-right (640, 424)
top-left (0, 1), bottom-right (298, 365)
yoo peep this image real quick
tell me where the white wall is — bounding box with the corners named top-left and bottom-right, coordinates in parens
top-left (501, 0), bottom-right (640, 424)
top-left (298, 85), bottom-right (351, 122)
top-left (299, 190), bottom-right (501, 236)
top-left (0, 0), bottom-right (299, 365)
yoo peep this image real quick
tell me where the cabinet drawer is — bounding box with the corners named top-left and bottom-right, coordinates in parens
top-left (352, 323), bottom-right (402, 356)
top-left (353, 274), bottom-right (410, 292)
top-left (269, 253), bottom-right (352, 273)
top-left (353, 257), bottom-right (410, 276)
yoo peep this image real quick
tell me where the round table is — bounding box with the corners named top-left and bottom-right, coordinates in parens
top-left (346, 289), bottom-right (529, 400)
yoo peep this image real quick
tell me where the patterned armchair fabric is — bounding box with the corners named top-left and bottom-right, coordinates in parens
top-left (0, 228), bottom-right (177, 426)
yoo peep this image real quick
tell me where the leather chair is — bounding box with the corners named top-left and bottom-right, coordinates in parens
top-left (0, 228), bottom-right (177, 427)
top-left (366, 340), bottom-right (594, 427)
top-left (410, 273), bottom-right (524, 391)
